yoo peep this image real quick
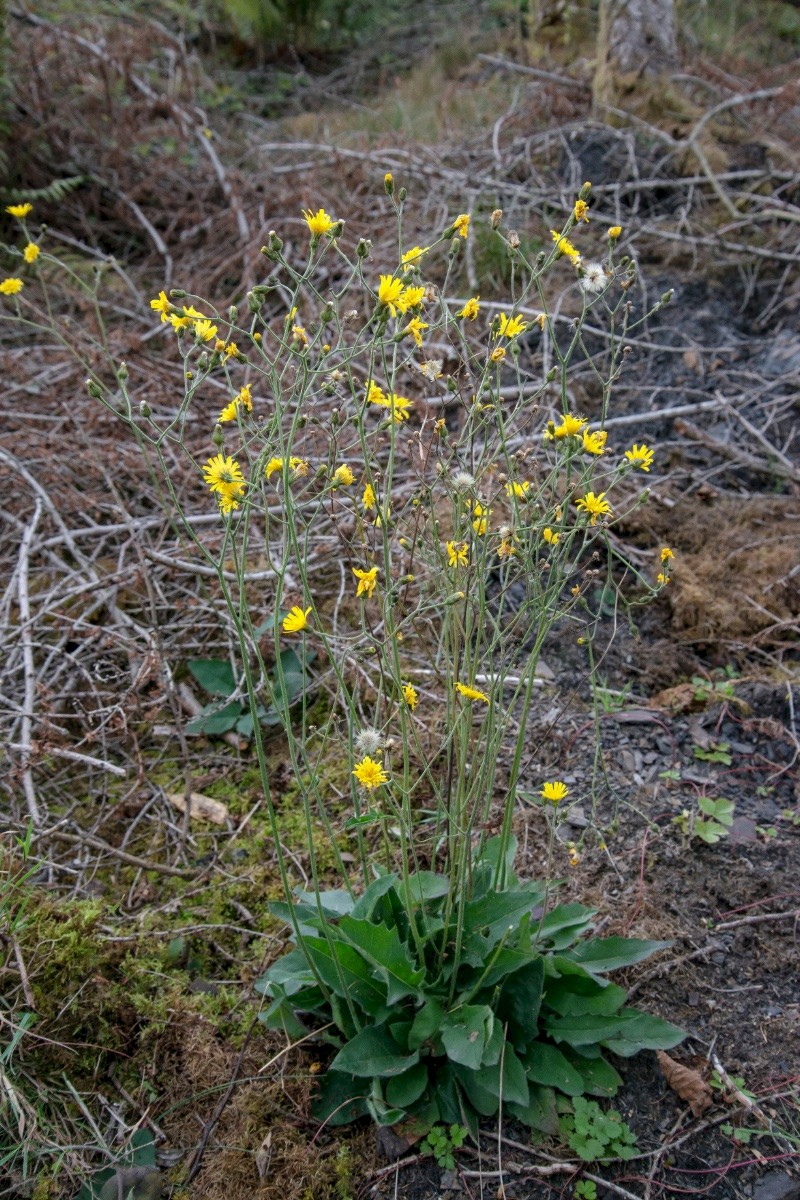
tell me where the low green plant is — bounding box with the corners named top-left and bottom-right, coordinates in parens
top-left (592, 675), bottom-right (633, 715)
top-left (574, 1181), bottom-right (597, 1199)
top-left (558, 1096), bottom-right (638, 1162)
top-left (693, 741), bottom-right (732, 766)
top-left (674, 796), bottom-right (735, 845)
top-left (186, 646), bottom-right (313, 736)
top-left (420, 1123), bottom-right (467, 1169)
top-left (690, 673), bottom-right (736, 706)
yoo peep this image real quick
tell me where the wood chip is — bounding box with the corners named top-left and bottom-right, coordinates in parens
top-left (166, 792), bottom-right (229, 825)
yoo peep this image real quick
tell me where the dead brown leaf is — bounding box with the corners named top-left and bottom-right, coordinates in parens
top-left (657, 1050), bottom-right (713, 1117)
top-left (166, 792), bottom-right (229, 825)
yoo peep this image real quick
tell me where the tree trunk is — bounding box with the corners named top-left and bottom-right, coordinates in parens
top-left (593, 0), bottom-right (678, 108)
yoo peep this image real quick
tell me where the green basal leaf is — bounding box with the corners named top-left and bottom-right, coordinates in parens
top-left (478, 1042), bottom-right (530, 1106)
top-left (295, 888), bottom-right (354, 917)
top-left (408, 998), bottom-right (445, 1051)
top-left (565, 936), bottom-right (671, 974)
top-left (496, 957), bottom-right (544, 1048)
top-left (600, 1012), bottom-right (685, 1056)
top-left (260, 993), bottom-right (312, 1040)
top-left (535, 903), bottom-right (596, 949)
top-left (255, 948), bottom-right (315, 996)
top-left (508, 1083), bottom-right (560, 1134)
top-left (695, 819), bottom-right (729, 843)
top-left (451, 1065), bottom-right (500, 1117)
top-left (544, 1010), bottom-right (650, 1046)
top-left (544, 975), bottom-right (627, 1017)
top-left (188, 657), bottom-right (236, 696)
top-left (524, 1041), bottom-right (585, 1096)
top-left (186, 699), bottom-right (242, 735)
top-left (385, 1062), bottom-right (429, 1108)
top-left (441, 1005), bottom-right (494, 1070)
top-left (563, 1049), bottom-right (623, 1097)
top-left (312, 1070), bottom-right (369, 1126)
top-left (337, 917), bottom-right (424, 1003)
top-left (302, 936), bottom-right (390, 1016)
top-left (330, 1025), bottom-right (420, 1078)
top-left (349, 874), bottom-right (398, 919)
top-left (404, 870), bottom-right (450, 902)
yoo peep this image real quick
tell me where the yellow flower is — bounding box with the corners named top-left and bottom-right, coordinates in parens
top-left (402, 683), bottom-right (418, 710)
top-left (353, 755), bottom-right (389, 789)
top-left (582, 429), bottom-right (607, 455)
top-left (660, 546), bottom-right (674, 563)
top-left (490, 346), bottom-right (506, 364)
top-left (453, 213), bottom-right (470, 239)
top-left (472, 501), bottom-right (490, 536)
top-left (404, 316), bottom-right (429, 346)
top-left (378, 274), bottom-right (404, 316)
top-left (457, 296), bottom-right (480, 320)
top-left (550, 230), bottom-right (581, 265)
top-left (6, 203), bottom-right (32, 218)
top-left (540, 780), bottom-right (568, 804)
top-left (608, 226), bottom-right (622, 240)
top-left (194, 318), bottom-right (218, 342)
top-left (576, 491), bottom-right (612, 525)
top-left (202, 454), bottom-right (246, 506)
top-left (497, 539), bottom-right (516, 559)
top-left (505, 481), bottom-right (530, 499)
top-left (368, 387), bottom-right (411, 423)
top-left (265, 456), bottom-right (309, 480)
top-left (496, 312), bottom-right (528, 339)
top-left (625, 443), bottom-right (655, 472)
top-left (397, 285), bottom-right (425, 314)
top-left (657, 572), bottom-right (670, 585)
top-left (535, 313), bottom-right (547, 331)
top-left (0, 277), bottom-right (24, 296)
top-left (362, 482), bottom-right (376, 511)
top-left (353, 565), bottom-right (379, 598)
top-left (237, 384), bottom-right (252, 411)
top-left (168, 304), bottom-right (203, 331)
top-left (543, 527), bottom-right (559, 545)
top-left (332, 464), bottom-right (355, 486)
top-left (446, 540), bottom-right (468, 568)
top-left (552, 413), bottom-right (587, 439)
top-left (23, 243), bottom-right (40, 264)
top-left (573, 199), bottom-right (590, 224)
top-left (150, 291), bottom-right (172, 320)
top-left (401, 245), bottom-right (428, 270)
top-left (455, 682), bottom-right (489, 703)
top-left (218, 399), bottom-right (239, 423)
top-left (282, 605), bottom-right (312, 633)
top-left (218, 384), bottom-right (252, 424)
top-left (302, 207), bottom-right (336, 237)
top-left (567, 843), bottom-right (581, 868)
top-left (291, 324), bottom-right (309, 347)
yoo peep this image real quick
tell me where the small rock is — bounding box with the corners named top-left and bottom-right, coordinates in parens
top-left (753, 1170), bottom-right (800, 1200)
top-left (729, 816), bottom-right (758, 845)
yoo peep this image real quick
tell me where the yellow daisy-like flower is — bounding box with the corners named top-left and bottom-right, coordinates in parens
top-left (218, 398), bottom-right (239, 423)
top-left (490, 346), bottom-right (506, 364)
top-left (168, 304), bottom-right (203, 331)
top-left (542, 527), bottom-right (559, 545)
top-left (573, 199), bottom-right (590, 224)
top-left (202, 454), bottom-right (246, 503)
top-left (472, 501), bottom-right (490, 536)
top-left (237, 384), bottom-right (252, 411)
top-left (553, 413), bottom-right (588, 439)
top-left (368, 387), bottom-right (412, 423)
top-left (576, 491), bottom-right (612, 525)
top-left (23, 243), bottom-right (40, 264)
top-left (497, 539), bottom-right (516, 559)
top-left (582, 429), bottom-right (607, 456)
top-left (194, 318), bottom-right (218, 342)
top-left (378, 274), bottom-right (404, 317)
top-left (657, 572), bottom-right (670, 585)
top-left (291, 324), bottom-right (309, 347)
top-left (496, 312), bottom-right (528, 339)
top-left (550, 230), bottom-right (581, 265)
top-left (457, 296), bottom-right (480, 320)
top-left (218, 384), bottom-right (252, 424)
top-left (608, 226), bottom-right (622, 240)
top-left (660, 546), bottom-right (674, 563)
top-left (0, 277), bottom-right (24, 296)
top-left (352, 755), bottom-right (389, 790)
top-left (404, 316), bottom-right (429, 347)
top-left (540, 780), bottom-right (568, 804)
top-left (625, 443), bottom-right (655, 472)
top-left (6, 203), bottom-right (32, 219)
top-left (332, 464), bottom-right (355, 487)
top-left (150, 291), bottom-right (172, 321)
top-left (505, 481), bottom-right (530, 500)
top-left (446, 540), bottom-right (468, 568)
top-left (402, 683), bottom-right (418, 710)
top-left (397, 285), bottom-right (425, 314)
top-left (353, 565), bottom-right (379, 598)
top-left (362, 482), bottom-right (376, 511)
top-left (302, 207), bottom-right (336, 237)
top-left (265, 456), bottom-right (309, 480)
top-left (455, 681), bottom-right (489, 703)
top-left (217, 490), bottom-right (243, 515)
top-left (282, 605), bottom-right (312, 633)
top-left (453, 213), bottom-right (470, 239)
top-left (401, 245), bottom-right (428, 270)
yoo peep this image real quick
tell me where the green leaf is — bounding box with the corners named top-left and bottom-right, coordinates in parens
top-left (338, 917), bottom-right (424, 1003)
top-left (508, 1083), bottom-right (559, 1134)
top-left (408, 998), bottom-right (445, 1051)
top-left (350, 874), bottom-right (398, 920)
top-left (404, 870), bottom-right (450, 902)
top-left (545, 1010), bottom-right (648, 1047)
top-left (471, 946), bottom-right (534, 991)
top-left (302, 936), bottom-right (389, 1015)
top-left (496, 957), bottom-right (544, 1048)
top-left (452, 1065), bottom-right (500, 1117)
top-left (312, 1071), bottom-right (369, 1125)
top-left (186, 699), bottom-right (242, 735)
top-left (385, 1062), bottom-right (429, 1109)
top-left (544, 975), bottom-right (627, 1017)
top-left (478, 1042), bottom-right (530, 1106)
top-left (565, 936), bottom-right (671, 974)
top-left (188, 658), bottom-right (236, 696)
top-left (255, 948), bottom-right (315, 996)
top-left (698, 796), bottom-right (735, 824)
top-left (536, 904), bottom-right (596, 948)
top-left (600, 1012), bottom-right (685, 1056)
top-left (330, 1025), bottom-right (420, 1079)
top-left (441, 1005), bottom-right (494, 1070)
top-left (260, 993), bottom-right (312, 1040)
top-left (524, 1042), bottom-right (585, 1095)
top-left (563, 1050), bottom-right (623, 1097)
top-left (695, 820), bottom-right (729, 844)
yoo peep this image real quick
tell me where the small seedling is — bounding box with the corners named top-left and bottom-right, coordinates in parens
top-left (693, 741), bottom-right (733, 766)
top-left (674, 797), bottom-right (735, 845)
top-left (575, 1182), bottom-right (598, 1199)
top-left (421, 1123), bottom-right (467, 1170)
top-left (559, 1097), bottom-right (638, 1162)
top-left (691, 674), bottom-right (737, 705)
top-left (592, 676), bottom-right (633, 714)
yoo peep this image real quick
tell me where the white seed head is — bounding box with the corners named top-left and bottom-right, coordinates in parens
top-left (354, 726), bottom-right (384, 757)
top-left (580, 262), bottom-right (608, 294)
top-left (452, 470), bottom-right (476, 492)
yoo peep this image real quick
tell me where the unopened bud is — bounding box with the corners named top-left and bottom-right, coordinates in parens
top-left (139, 400), bottom-right (151, 418)
top-left (579, 180), bottom-right (592, 199)
top-left (384, 172), bottom-right (394, 195)
top-left (116, 361), bottom-right (128, 381)
top-left (356, 238), bottom-right (371, 259)
top-left (446, 591), bottom-right (466, 605)
top-left (212, 423), bottom-right (224, 448)
top-left (197, 352), bottom-right (208, 370)
top-left (449, 239), bottom-right (461, 258)
top-left (398, 187), bottom-right (407, 202)
top-left (320, 304), bottom-right (334, 323)
top-left (248, 291), bottom-right (263, 313)
top-left (170, 288), bottom-right (187, 299)
top-left (329, 220), bottom-right (345, 239)
top-left (86, 378), bottom-right (103, 398)
top-left (228, 306), bottom-right (238, 322)
top-left (546, 367), bottom-right (558, 382)
top-left (660, 289), bottom-right (674, 306)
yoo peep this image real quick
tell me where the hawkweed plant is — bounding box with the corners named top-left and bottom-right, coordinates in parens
top-left (2, 186), bottom-right (682, 1133)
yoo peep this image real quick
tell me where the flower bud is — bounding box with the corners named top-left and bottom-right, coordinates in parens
top-left (449, 238), bottom-right (461, 258)
top-left (86, 378), bottom-right (103, 398)
top-left (228, 305), bottom-right (238, 322)
top-left (139, 400), bottom-right (151, 418)
top-left (116, 361), bottom-right (128, 381)
top-left (212, 423), bottom-right (224, 448)
top-left (197, 352), bottom-right (208, 371)
top-left (356, 238), bottom-right (371, 259)
top-left (170, 288), bottom-right (187, 299)
top-left (546, 367), bottom-right (558, 381)
top-left (660, 289), bottom-right (674, 306)
top-left (384, 172), bottom-right (394, 195)
top-left (398, 187), bottom-right (407, 202)
top-left (248, 291), bottom-right (263, 313)
top-left (579, 180), bottom-right (592, 200)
